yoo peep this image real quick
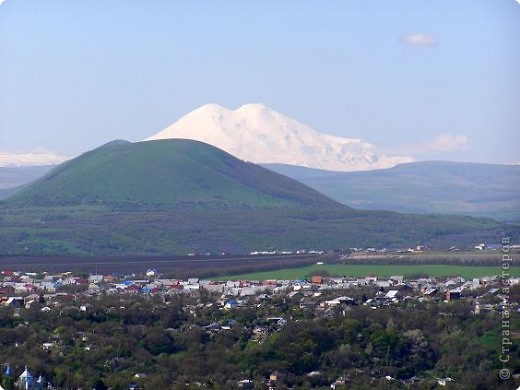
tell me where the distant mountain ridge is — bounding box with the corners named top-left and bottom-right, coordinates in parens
top-left (145, 103), bottom-right (412, 171)
top-left (0, 165), bottom-right (56, 201)
top-left (0, 165), bottom-right (55, 190)
top-left (265, 161), bottom-right (520, 222)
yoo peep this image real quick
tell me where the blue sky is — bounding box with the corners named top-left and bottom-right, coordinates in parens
top-left (1, 0), bottom-right (519, 165)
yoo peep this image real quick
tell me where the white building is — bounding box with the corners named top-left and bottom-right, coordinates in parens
top-left (15, 366), bottom-right (45, 389)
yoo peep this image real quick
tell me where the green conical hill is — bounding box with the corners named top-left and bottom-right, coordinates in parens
top-left (9, 139), bottom-right (342, 210)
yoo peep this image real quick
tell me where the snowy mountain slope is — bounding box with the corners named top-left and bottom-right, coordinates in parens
top-left (145, 103), bottom-right (412, 171)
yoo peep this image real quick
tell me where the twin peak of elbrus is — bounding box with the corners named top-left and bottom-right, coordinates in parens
top-left (145, 103), bottom-right (411, 172)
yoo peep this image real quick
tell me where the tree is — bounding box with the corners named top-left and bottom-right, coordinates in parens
top-left (90, 376), bottom-right (107, 390)
top-left (1, 376), bottom-right (14, 390)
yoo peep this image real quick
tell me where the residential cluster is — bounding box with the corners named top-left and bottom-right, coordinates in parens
top-left (1, 268), bottom-right (517, 313)
top-left (0, 267), bottom-right (518, 389)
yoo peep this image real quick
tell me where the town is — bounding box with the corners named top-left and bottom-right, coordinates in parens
top-left (0, 265), bottom-right (518, 389)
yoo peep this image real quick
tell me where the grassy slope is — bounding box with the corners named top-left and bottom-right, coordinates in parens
top-left (1, 141), bottom-right (518, 256)
top-left (265, 161), bottom-right (520, 222)
top-left (8, 139), bottom-right (341, 209)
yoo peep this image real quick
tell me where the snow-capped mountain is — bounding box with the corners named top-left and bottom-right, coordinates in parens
top-left (145, 103), bottom-right (412, 171)
top-left (0, 150), bottom-right (70, 167)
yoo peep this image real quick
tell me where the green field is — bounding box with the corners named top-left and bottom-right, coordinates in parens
top-left (215, 263), bottom-right (520, 280)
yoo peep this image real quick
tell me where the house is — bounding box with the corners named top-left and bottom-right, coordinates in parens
top-left (474, 302), bottom-right (495, 315)
top-left (39, 281), bottom-right (56, 292)
top-left (146, 269), bottom-right (157, 278)
top-left (80, 303), bottom-right (94, 313)
top-left (202, 282), bottom-right (225, 293)
top-left (168, 284), bottom-right (184, 292)
top-left (74, 277), bottom-right (88, 285)
top-left (330, 376), bottom-right (348, 388)
top-left (311, 275), bottom-right (323, 285)
top-left (384, 290), bottom-right (400, 300)
top-left (376, 280), bottom-right (391, 288)
top-left (471, 278), bottom-right (481, 289)
top-left (266, 317), bottom-right (286, 327)
top-left (437, 377), bottom-right (455, 386)
top-left (226, 280), bottom-right (239, 288)
top-left (238, 287), bottom-right (257, 296)
top-left (42, 342), bottom-right (55, 351)
top-left (422, 286), bottom-right (438, 297)
top-left (62, 277), bottom-right (78, 286)
top-left (103, 274), bottom-right (117, 283)
top-left (87, 284), bottom-right (102, 294)
top-left (203, 322), bottom-right (222, 332)
top-left (24, 284), bottom-right (37, 293)
top-left (88, 274), bottom-right (104, 284)
top-left (224, 299), bottom-right (239, 309)
top-left (390, 275), bottom-right (404, 284)
top-left (13, 283), bottom-right (31, 294)
top-left (24, 294), bottom-right (41, 307)
top-left (237, 379), bottom-right (253, 389)
top-left (0, 285), bottom-right (15, 296)
top-left (3, 297), bottom-right (24, 308)
top-left (127, 284), bottom-right (141, 293)
top-left (321, 296), bottom-right (356, 307)
top-left (445, 287), bottom-right (463, 301)
top-left (251, 326), bottom-right (269, 342)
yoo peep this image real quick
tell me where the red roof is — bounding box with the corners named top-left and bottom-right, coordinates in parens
top-left (311, 276), bottom-right (323, 284)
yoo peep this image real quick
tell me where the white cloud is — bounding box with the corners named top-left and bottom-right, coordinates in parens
top-left (429, 134), bottom-right (468, 152)
top-left (0, 0), bottom-right (7, 6)
top-left (414, 133), bottom-right (468, 155)
top-left (401, 33), bottom-right (438, 48)
top-left (0, 149), bottom-right (70, 167)
top-left (384, 134), bottom-right (468, 158)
